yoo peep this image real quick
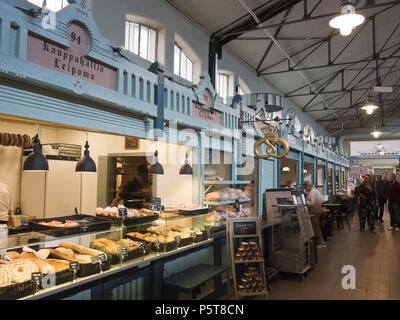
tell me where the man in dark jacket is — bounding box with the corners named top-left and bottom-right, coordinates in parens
top-left (387, 174), bottom-right (400, 231)
top-left (376, 175), bottom-right (389, 223)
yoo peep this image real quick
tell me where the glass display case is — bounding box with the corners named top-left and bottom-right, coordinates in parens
top-left (0, 211), bottom-right (213, 300)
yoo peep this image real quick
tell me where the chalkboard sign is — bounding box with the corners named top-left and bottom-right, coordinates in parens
top-left (80, 225), bottom-right (89, 233)
top-left (69, 261), bottom-right (80, 271)
top-left (31, 272), bottom-right (42, 282)
top-left (118, 207), bottom-right (127, 217)
top-left (233, 220), bottom-right (257, 236)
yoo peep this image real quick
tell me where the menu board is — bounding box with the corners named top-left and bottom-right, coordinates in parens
top-left (232, 219), bottom-right (257, 236)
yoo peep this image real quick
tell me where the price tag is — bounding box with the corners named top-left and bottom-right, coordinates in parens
top-left (80, 225), bottom-right (89, 233)
top-left (31, 272), bottom-right (42, 282)
top-left (149, 204), bottom-right (158, 211)
top-left (234, 199), bottom-right (240, 212)
top-left (139, 243), bottom-right (146, 251)
top-left (154, 239), bottom-right (160, 246)
top-left (118, 207), bottom-right (128, 217)
top-left (69, 261), bottom-right (80, 271)
top-left (158, 205), bottom-right (165, 212)
top-left (191, 231), bottom-right (196, 238)
top-left (98, 253), bottom-right (108, 262)
top-left (150, 197), bottom-right (161, 206)
top-left (118, 246), bottom-right (128, 257)
top-left (175, 235), bottom-right (181, 243)
top-left (91, 255), bottom-right (100, 264)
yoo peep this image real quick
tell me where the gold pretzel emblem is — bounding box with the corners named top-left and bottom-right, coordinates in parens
top-left (254, 124), bottom-right (289, 159)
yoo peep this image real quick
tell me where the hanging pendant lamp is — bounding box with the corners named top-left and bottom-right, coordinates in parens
top-left (149, 150), bottom-right (164, 175)
top-left (76, 133), bottom-right (97, 173)
top-left (179, 153), bottom-right (193, 175)
top-left (329, 1), bottom-right (365, 36)
top-left (23, 133), bottom-right (49, 172)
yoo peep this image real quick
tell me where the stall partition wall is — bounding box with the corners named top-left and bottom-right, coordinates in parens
top-left (317, 159), bottom-right (328, 195)
top-left (328, 162), bottom-right (335, 196)
top-left (279, 150), bottom-right (300, 188)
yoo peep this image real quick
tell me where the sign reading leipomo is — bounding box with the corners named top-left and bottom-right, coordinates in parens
top-left (27, 22), bottom-right (116, 90)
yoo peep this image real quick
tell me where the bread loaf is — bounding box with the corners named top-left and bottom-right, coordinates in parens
top-left (59, 242), bottom-right (99, 256)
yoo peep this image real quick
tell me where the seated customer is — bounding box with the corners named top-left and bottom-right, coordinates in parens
top-left (304, 181), bottom-right (326, 248)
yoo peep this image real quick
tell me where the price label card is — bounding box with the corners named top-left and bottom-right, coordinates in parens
top-left (98, 253), bottom-right (108, 262)
top-left (150, 197), bottom-right (161, 206)
top-left (69, 261), bottom-right (80, 271)
top-left (154, 239), bottom-right (160, 246)
top-left (175, 235), bottom-right (181, 242)
top-left (234, 199), bottom-right (240, 212)
top-left (191, 231), bottom-right (196, 238)
top-left (139, 243), bottom-right (146, 251)
top-left (118, 246), bottom-right (128, 257)
top-left (149, 205), bottom-right (158, 211)
top-left (118, 207), bottom-right (127, 217)
top-left (31, 272), bottom-right (42, 282)
top-left (91, 255), bottom-right (100, 264)
top-left (80, 225), bottom-right (89, 233)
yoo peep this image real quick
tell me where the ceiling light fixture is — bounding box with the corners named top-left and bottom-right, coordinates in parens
top-left (149, 150), bottom-right (164, 175)
top-left (282, 166), bottom-right (290, 172)
top-left (371, 126), bottom-right (382, 138)
top-left (361, 97), bottom-right (379, 115)
top-left (23, 123), bottom-right (49, 172)
top-left (329, 1), bottom-right (365, 36)
top-left (179, 153), bottom-right (193, 175)
top-left (76, 131), bottom-right (97, 173)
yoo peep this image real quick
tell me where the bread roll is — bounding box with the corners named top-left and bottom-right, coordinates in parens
top-left (45, 259), bottom-right (69, 273)
top-left (6, 251), bottom-right (20, 259)
top-left (55, 247), bottom-right (75, 258)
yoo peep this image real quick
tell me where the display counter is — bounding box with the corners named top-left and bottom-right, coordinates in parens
top-left (0, 212), bottom-right (215, 300)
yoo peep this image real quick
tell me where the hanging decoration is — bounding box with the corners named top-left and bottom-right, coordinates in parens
top-left (254, 124), bottom-right (289, 159)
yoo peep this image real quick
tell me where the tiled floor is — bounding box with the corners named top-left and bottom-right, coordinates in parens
top-left (269, 209), bottom-right (400, 300)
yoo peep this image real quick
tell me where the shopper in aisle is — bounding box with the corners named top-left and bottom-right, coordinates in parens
top-left (0, 182), bottom-right (11, 224)
top-left (303, 181), bottom-right (326, 248)
top-left (376, 175), bottom-right (389, 223)
top-left (355, 175), bottom-right (376, 232)
top-left (387, 174), bottom-right (400, 231)
top-left (286, 180), bottom-right (295, 188)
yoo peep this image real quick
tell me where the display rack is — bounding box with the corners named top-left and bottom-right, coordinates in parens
top-left (203, 198), bottom-right (251, 206)
top-left (226, 217), bottom-right (268, 300)
top-left (271, 204), bottom-right (314, 280)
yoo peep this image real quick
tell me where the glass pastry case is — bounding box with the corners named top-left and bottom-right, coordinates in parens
top-left (0, 210), bottom-right (213, 300)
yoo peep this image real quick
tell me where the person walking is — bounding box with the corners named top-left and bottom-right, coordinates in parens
top-left (304, 181), bottom-right (326, 248)
top-left (376, 175), bottom-right (389, 223)
top-left (355, 175), bottom-right (376, 232)
top-left (387, 173), bottom-right (400, 231)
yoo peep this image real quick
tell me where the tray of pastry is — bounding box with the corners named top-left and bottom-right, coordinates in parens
top-left (28, 214), bottom-right (112, 237)
top-left (4, 251), bottom-right (74, 289)
top-left (170, 225), bottom-right (208, 244)
top-left (90, 238), bottom-right (151, 265)
top-left (125, 230), bottom-right (179, 252)
top-left (0, 258), bottom-right (37, 300)
top-left (47, 242), bottom-right (112, 277)
top-left (177, 205), bottom-right (209, 217)
top-left (96, 207), bottom-right (160, 226)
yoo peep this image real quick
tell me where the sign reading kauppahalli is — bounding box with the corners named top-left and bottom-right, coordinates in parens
top-left (27, 22), bottom-right (116, 90)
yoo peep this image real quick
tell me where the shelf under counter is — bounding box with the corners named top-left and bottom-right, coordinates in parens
top-left (203, 198), bottom-right (251, 206)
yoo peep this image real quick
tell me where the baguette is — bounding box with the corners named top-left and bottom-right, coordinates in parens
top-left (48, 249), bottom-right (87, 263)
top-left (90, 239), bottom-right (118, 255)
top-left (59, 242), bottom-right (99, 256)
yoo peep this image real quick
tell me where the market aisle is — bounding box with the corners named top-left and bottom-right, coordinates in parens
top-left (269, 209), bottom-right (400, 300)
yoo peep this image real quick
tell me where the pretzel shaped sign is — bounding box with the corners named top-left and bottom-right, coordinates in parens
top-left (254, 125), bottom-right (289, 159)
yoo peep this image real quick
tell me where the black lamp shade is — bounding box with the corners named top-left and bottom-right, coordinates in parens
top-left (149, 150), bottom-right (164, 175)
top-left (23, 134), bottom-right (49, 172)
top-left (76, 141), bottom-right (97, 172)
top-left (179, 154), bottom-right (193, 175)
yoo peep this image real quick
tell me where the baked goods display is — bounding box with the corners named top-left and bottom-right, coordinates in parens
top-left (0, 132), bottom-right (31, 148)
top-left (238, 267), bottom-right (266, 294)
top-left (204, 208), bottom-right (252, 224)
top-left (235, 241), bottom-right (263, 262)
top-left (205, 187), bottom-right (249, 202)
top-left (49, 242), bottom-right (104, 264)
top-left (96, 205), bottom-right (155, 218)
top-left (90, 238), bottom-right (144, 256)
top-left (38, 220), bottom-right (80, 228)
top-left (0, 259), bottom-right (38, 287)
